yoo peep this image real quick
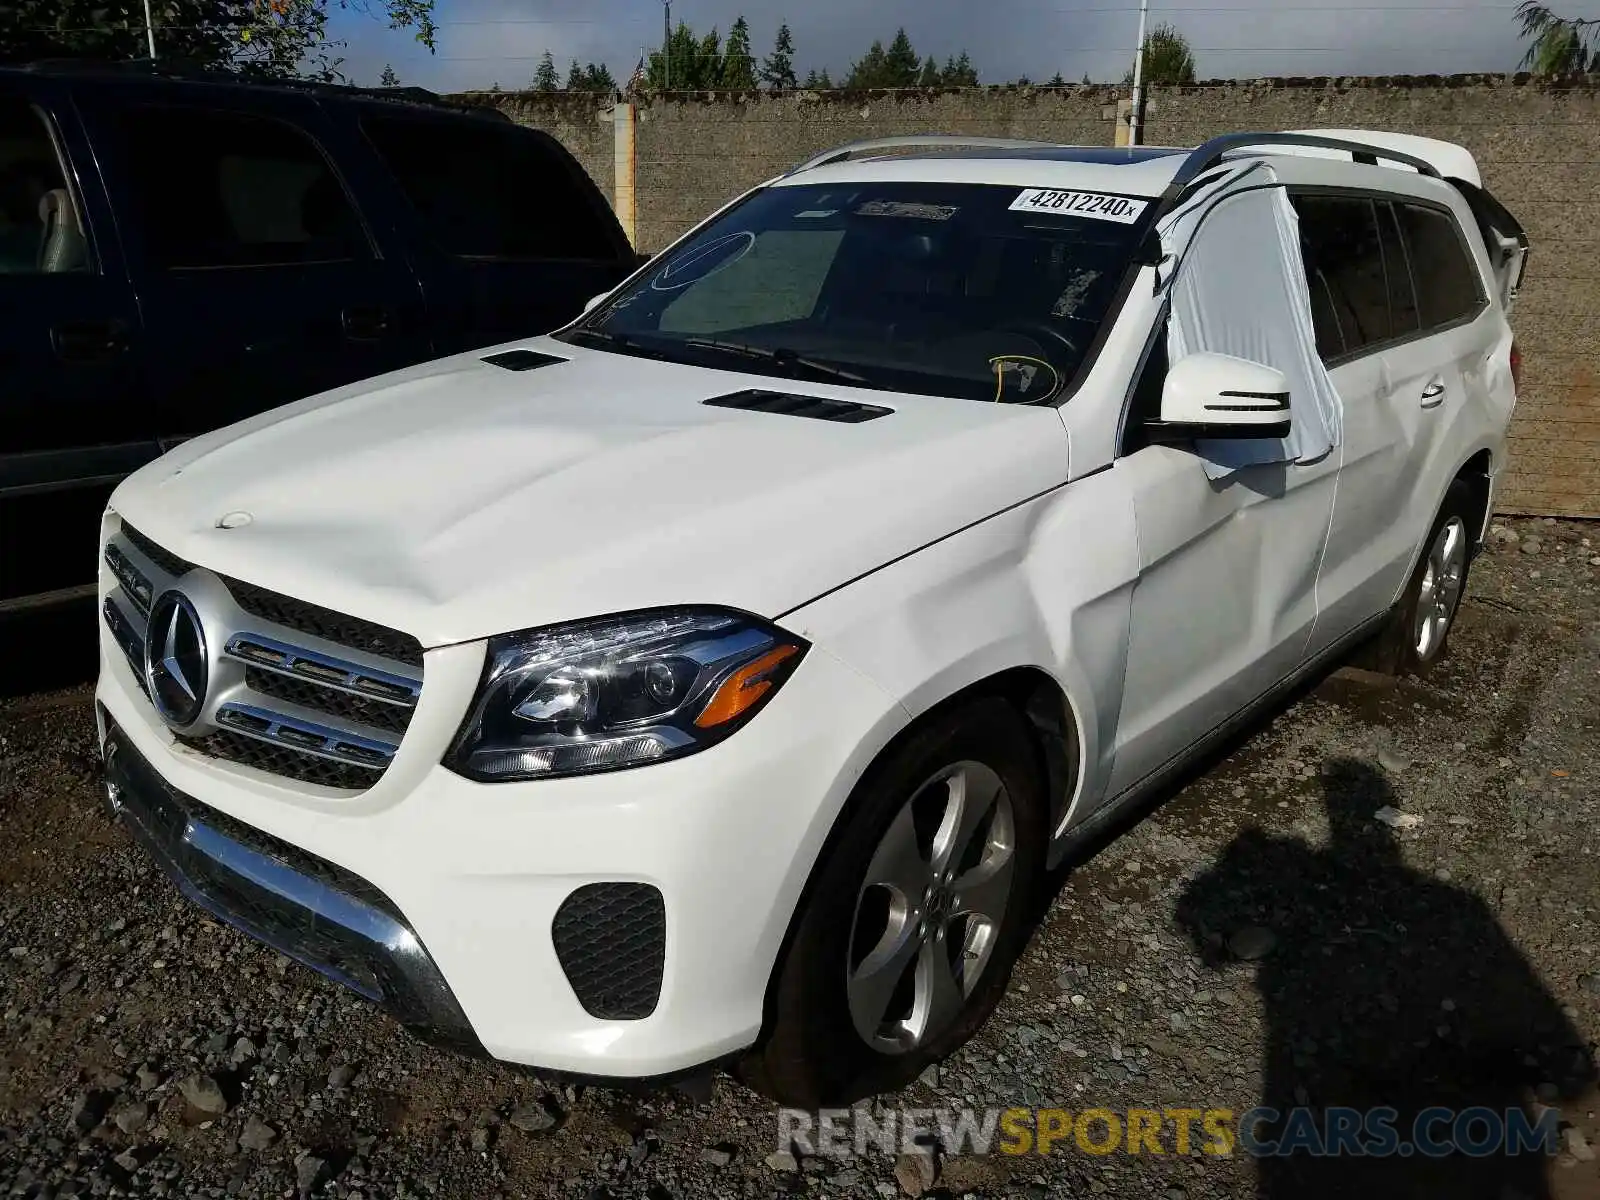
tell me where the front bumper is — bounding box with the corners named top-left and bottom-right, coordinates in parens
top-left (97, 622), bottom-right (909, 1078)
top-left (102, 721), bottom-right (480, 1053)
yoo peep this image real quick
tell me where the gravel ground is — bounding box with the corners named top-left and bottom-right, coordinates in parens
top-left (2, 515), bottom-right (1599, 1200)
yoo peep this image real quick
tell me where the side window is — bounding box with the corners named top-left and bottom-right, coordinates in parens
top-left (1291, 194), bottom-right (1389, 359)
top-left (362, 116), bottom-right (619, 262)
top-left (0, 98), bottom-right (90, 274)
top-left (115, 106), bottom-right (367, 269)
top-left (1395, 202), bottom-right (1483, 329)
top-left (658, 230), bottom-right (843, 334)
top-left (1377, 201), bottom-right (1421, 339)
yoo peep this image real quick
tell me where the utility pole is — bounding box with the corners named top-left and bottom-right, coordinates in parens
top-left (1129, 0), bottom-right (1149, 146)
top-left (663, 0), bottom-right (672, 90)
top-left (143, 0), bottom-right (158, 58)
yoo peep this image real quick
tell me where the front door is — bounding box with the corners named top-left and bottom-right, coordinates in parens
top-left (1108, 441), bottom-right (1340, 795)
top-left (0, 81), bottom-right (152, 607)
top-left (1106, 186), bottom-right (1342, 795)
top-left (75, 82), bottom-right (426, 442)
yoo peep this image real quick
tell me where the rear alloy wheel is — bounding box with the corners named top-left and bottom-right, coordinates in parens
top-left (740, 698), bottom-right (1047, 1106)
top-left (1368, 479), bottom-right (1477, 676)
top-left (1412, 513), bottom-right (1468, 662)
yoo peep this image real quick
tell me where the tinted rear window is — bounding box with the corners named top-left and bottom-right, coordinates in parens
top-left (362, 115), bottom-right (620, 262)
top-left (1292, 194), bottom-right (1390, 360)
top-left (1395, 202), bottom-right (1483, 329)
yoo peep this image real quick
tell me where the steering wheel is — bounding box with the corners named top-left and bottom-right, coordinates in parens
top-left (991, 319), bottom-right (1081, 361)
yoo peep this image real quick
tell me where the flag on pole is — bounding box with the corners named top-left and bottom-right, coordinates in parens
top-left (627, 57), bottom-right (647, 94)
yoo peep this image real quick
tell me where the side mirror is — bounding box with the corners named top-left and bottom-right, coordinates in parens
top-left (582, 294), bottom-right (606, 314)
top-left (1149, 352), bottom-right (1291, 441)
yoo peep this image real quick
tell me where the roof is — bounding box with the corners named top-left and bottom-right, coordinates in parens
top-left (776, 152), bottom-right (1192, 198)
top-left (777, 131), bottom-right (1467, 200)
top-left (1, 59), bottom-right (509, 122)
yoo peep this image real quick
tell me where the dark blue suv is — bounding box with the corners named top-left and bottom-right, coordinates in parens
top-left (1, 62), bottom-right (636, 612)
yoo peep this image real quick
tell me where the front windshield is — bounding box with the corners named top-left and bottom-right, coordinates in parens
top-left (555, 181), bottom-right (1149, 404)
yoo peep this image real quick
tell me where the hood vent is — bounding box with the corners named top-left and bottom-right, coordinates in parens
top-left (481, 349), bottom-right (566, 372)
top-left (703, 389), bottom-right (891, 424)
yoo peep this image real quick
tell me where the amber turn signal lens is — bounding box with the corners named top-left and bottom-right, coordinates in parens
top-left (694, 644), bottom-right (801, 729)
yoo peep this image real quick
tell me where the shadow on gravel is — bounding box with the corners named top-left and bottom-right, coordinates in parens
top-left (1176, 758), bottom-right (1595, 1200)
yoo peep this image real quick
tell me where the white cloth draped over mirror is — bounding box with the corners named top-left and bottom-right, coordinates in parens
top-left (1158, 164), bottom-right (1344, 479)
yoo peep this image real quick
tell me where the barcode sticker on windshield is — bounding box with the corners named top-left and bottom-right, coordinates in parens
top-left (1009, 189), bottom-right (1147, 224)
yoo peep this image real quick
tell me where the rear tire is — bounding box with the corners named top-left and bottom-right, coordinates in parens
top-left (1366, 480), bottom-right (1476, 676)
top-left (738, 698), bottom-right (1047, 1107)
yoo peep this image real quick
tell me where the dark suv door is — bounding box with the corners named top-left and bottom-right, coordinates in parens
top-left (0, 76), bottom-right (152, 609)
top-left (74, 80), bottom-right (427, 440)
top-left (352, 109), bottom-right (634, 353)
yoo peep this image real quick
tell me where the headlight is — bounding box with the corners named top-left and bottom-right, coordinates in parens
top-left (445, 607), bottom-right (807, 782)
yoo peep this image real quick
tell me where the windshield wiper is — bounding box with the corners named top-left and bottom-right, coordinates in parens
top-left (680, 338), bottom-right (872, 386)
top-left (560, 327), bottom-right (677, 362)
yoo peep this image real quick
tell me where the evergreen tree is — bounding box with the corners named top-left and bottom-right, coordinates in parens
top-left (379, 63), bottom-right (399, 87)
top-left (565, 58), bottom-right (584, 90)
top-left (721, 15), bottom-right (756, 88)
top-left (648, 21), bottom-right (723, 89)
top-left (533, 49), bottom-right (559, 91)
top-left (942, 50), bottom-right (978, 85)
top-left (697, 27), bottom-right (723, 85)
top-left (884, 28), bottom-right (920, 84)
top-left (1048, 71), bottom-right (1066, 86)
top-left (582, 62), bottom-right (616, 91)
top-left (918, 55), bottom-right (940, 86)
top-left (761, 21), bottom-right (798, 90)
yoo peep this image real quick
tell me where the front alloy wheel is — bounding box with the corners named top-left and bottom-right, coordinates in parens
top-left (740, 698), bottom-right (1046, 1106)
top-left (848, 761), bottom-right (1016, 1053)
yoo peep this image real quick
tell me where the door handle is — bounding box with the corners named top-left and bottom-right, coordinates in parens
top-left (341, 305), bottom-right (392, 342)
top-left (51, 319), bottom-right (130, 362)
top-left (1420, 378), bottom-right (1446, 409)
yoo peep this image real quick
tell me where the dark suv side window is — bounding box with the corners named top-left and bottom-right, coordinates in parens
top-left (362, 115), bottom-right (619, 262)
top-left (1394, 201), bottom-right (1484, 329)
top-left (115, 106), bottom-right (369, 269)
top-left (0, 98), bottom-right (90, 275)
top-left (1292, 194), bottom-right (1390, 361)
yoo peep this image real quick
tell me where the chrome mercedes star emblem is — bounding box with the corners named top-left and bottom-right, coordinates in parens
top-left (144, 591), bottom-right (208, 728)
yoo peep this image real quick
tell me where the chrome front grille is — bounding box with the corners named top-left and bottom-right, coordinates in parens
top-left (101, 520), bottom-right (424, 793)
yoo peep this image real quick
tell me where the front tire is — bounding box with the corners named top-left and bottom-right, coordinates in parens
top-left (739, 698), bottom-right (1047, 1107)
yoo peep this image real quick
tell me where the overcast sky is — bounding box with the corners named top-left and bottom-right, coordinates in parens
top-left (327, 0), bottom-right (1600, 92)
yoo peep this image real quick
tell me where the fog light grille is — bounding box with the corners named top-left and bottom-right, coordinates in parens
top-left (552, 883), bottom-right (665, 1020)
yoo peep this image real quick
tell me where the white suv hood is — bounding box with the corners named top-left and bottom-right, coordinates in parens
top-left (111, 340), bottom-right (1073, 647)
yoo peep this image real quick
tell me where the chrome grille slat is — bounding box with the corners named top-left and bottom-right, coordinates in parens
top-left (244, 668), bottom-right (412, 736)
top-left (215, 703), bottom-right (399, 769)
top-left (223, 634), bottom-right (421, 707)
top-left (104, 544), bottom-right (154, 615)
top-left (103, 521), bottom-right (424, 793)
top-left (103, 597), bottom-right (149, 694)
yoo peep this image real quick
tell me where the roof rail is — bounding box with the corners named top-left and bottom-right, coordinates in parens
top-left (1171, 131), bottom-right (1441, 191)
top-left (13, 58), bottom-right (508, 121)
top-left (787, 135), bottom-right (1068, 176)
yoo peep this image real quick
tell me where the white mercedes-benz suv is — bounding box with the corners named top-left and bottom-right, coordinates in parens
top-left (95, 130), bottom-right (1527, 1105)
